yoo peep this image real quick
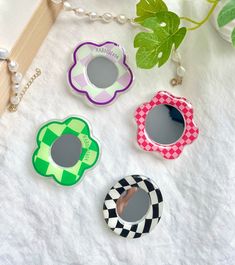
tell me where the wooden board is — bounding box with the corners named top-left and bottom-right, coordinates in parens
top-left (0, 0), bottom-right (62, 114)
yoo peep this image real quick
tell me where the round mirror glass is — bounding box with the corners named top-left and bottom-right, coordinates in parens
top-left (116, 187), bottom-right (150, 223)
top-left (145, 104), bottom-right (185, 145)
top-left (51, 134), bottom-right (82, 168)
top-left (86, 56), bottom-right (118, 88)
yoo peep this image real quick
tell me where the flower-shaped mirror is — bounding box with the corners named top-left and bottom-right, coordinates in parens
top-left (135, 91), bottom-right (199, 159)
top-left (32, 117), bottom-right (100, 186)
top-left (68, 41), bottom-right (134, 106)
top-left (103, 175), bottom-right (163, 239)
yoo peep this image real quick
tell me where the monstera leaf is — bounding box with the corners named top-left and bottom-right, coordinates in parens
top-left (232, 28), bottom-right (235, 46)
top-left (135, 0), bottom-right (168, 23)
top-left (217, 0), bottom-right (235, 46)
top-left (134, 11), bottom-right (187, 68)
top-left (217, 0), bottom-right (235, 27)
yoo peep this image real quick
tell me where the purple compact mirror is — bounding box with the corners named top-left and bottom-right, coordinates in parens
top-left (68, 41), bottom-right (134, 106)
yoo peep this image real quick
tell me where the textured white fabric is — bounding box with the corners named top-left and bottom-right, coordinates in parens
top-left (1, 1), bottom-right (235, 264)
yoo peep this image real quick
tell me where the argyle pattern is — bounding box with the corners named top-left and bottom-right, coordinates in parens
top-left (68, 41), bottom-right (133, 105)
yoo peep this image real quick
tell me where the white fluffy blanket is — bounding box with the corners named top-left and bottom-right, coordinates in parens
top-left (0, 1), bottom-right (235, 264)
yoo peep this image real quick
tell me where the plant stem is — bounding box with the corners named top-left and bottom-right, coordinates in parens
top-left (207, 0), bottom-right (217, 3)
top-left (180, 17), bottom-right (200, 25)
top-left (180, 0), bottom-right (219, 31)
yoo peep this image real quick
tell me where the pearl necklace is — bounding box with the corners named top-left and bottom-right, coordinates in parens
top-left (0, 48), bottom-right (22, 106)
top-left (53, 0), bottom-right (136, 25)
top-left (0, 48), bottom-right (41, 112)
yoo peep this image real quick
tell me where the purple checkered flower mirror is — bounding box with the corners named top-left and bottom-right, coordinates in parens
top-left (68, 41), bottom-right (134, 106)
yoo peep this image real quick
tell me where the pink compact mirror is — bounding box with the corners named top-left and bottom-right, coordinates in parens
top-left (135, 91), bottom-right (199, 159)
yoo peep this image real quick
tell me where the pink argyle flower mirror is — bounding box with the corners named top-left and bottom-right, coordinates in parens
top-left (135, 91), bottom-right (199, 159)
top-left (68, 41), bottom-right (134, 106)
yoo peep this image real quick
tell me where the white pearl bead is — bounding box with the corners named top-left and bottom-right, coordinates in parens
top-left (0, 48), bottom-right (9, 60)
top-left (10, 95), bottom-right (20, 105)
top-left (8, 61), bottom-right (18, 72)
top-left (12, 72), bottom-right (22, 84)
top-left (172, 50), bottom-right (181, 63)
top-left (12, 84), bottom-right (20, 93)
top-left (75, 7), bottom-right (85, 16)
top-left (117, 14), bottom-right (127, 24)
top-left (102, 12), bottom-right (113, 23)
top-left (89, 12), bottom-right (98, 21)
top-left (51, 0), bottom-right (62, 4)
top-left (177, 66), bottom-right (186, 77)
top-left (63, 1), bottom-right (72, 11)
top-left (130, 18), bottom-right (138, 26)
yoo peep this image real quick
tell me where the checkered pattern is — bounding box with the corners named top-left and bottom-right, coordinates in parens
top-left (68, 41), bottom-right (133, 105)
top-left (32, 117), bottom-right (100, 186)
top-left (135, 91), bottom-right (199, 159)
top-left (103, 175), bottom-right (163, 239)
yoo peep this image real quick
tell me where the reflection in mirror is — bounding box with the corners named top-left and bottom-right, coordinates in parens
top-left (145, 104), bottom-right (185, 145)
top-left (87, 56), bottom-right (118, 88)
top-left (116, 187), bottom-right (150, 223)
top-left (51, 134), bottom-right (82, 168)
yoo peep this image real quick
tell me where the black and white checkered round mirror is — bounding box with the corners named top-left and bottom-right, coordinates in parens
top-left (103, 175), bottom-right (163, 239)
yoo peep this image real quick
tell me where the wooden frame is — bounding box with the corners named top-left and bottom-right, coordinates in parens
top-left (0, 0), bottom-right (62, 114)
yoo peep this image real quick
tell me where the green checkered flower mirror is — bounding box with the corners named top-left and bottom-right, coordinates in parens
top-left (32, 117), bottom-right (100, 186)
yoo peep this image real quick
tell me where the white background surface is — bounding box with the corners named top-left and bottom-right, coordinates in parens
top-left (0, 0), bottom-right (41, 49)
top-left (1, 1), bottom-right (235, 264)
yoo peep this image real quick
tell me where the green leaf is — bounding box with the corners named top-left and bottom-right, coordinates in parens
top-left (135, 0), bottom-right (168, 23)
top-left (134, 11), bottom-right (187, 68)
top-left (217, 0), bottom-right (235, 27)
top-left (136, 47), bottom-right (159, 68)
top-left (232, 27), bottom-right (235, 47)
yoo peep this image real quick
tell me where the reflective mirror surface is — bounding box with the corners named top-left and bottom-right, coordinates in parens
top-left (116, 188), bottom-right (150, 223)
top-left (51, 134), bottom-right (82, 167)
top-left (87, 56), bottom-right (118, 88)
top-left (145, 104), bottom-right (185, 145)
